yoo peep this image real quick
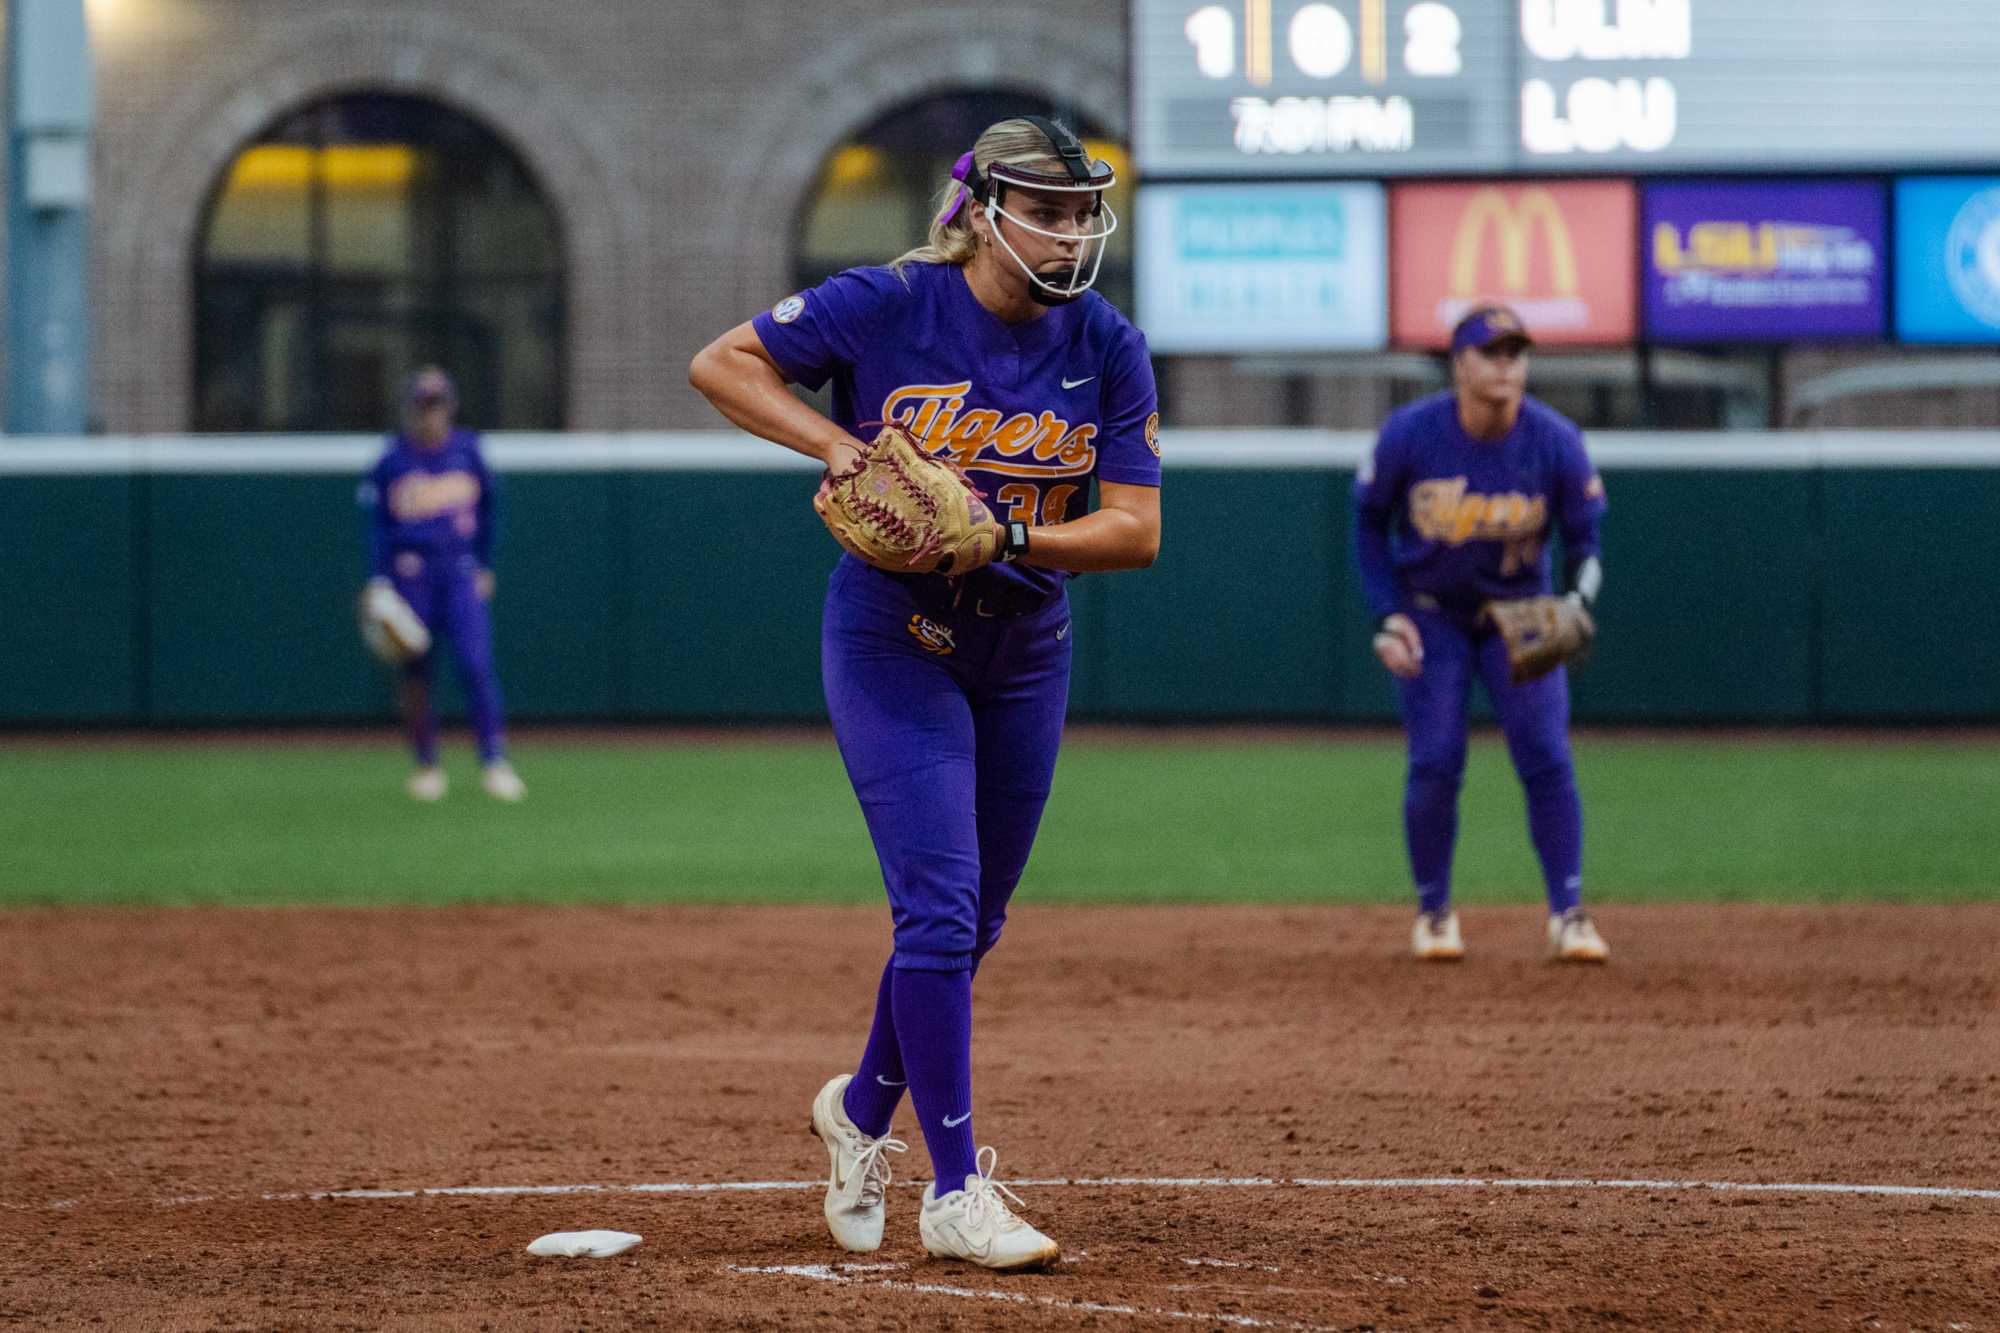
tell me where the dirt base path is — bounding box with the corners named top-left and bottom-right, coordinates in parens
top-left (3, 904), bottom-right (1997, 1330)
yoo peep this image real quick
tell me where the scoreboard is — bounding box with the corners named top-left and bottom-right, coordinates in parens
top-left (1133, 0), bottom-right (1516, 175)
top-left (1133, 0), bottom-right (2000, 177)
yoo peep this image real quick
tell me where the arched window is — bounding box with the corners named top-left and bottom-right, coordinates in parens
top-left (194, 93), bottom-right (565, 432)
top-left (794, 91), bottom-right (1132, 313)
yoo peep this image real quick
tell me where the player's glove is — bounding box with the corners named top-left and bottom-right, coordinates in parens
top-left (812, 421), bottom-right (1003, 576)
top-left (1481, 594), bottom-right (1595, 684)
top-left (357, 577), bottom-right (431, 665)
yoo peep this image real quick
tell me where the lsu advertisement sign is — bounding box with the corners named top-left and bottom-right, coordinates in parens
top-left (1895, 177), bottom-right (2000, 345)
top-left (1642, 181), bottom-right (1886, 342)
top-left (1390, 181), bottom-right (1635, 347)
top-left (1136, 183), bottom-right (1388, 353)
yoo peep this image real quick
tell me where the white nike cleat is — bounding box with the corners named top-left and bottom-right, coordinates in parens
top-left (1411, 909), bottom-right (1464, 961)
top-left (1548, 908), bottom-right (1609, 963)
top-left (810, 1074), bottom-right (907, 1252)
top-left (405, 766), bottom-right (447, 802)
top-left (480, 761), bottom-right (526, 802)
top-left (919, 1147), bottom-right (1060, 1272)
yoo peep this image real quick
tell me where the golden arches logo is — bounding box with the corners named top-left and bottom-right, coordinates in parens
top-left (1449, 188), bottom-right (1578, 298)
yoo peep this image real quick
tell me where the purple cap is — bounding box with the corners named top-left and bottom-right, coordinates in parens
top-left (405, 367), bottom-right (457, 407)
top-left (1449, 305), bottom-right (1534, 355)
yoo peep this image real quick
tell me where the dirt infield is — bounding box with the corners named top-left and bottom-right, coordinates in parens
top-left (3, 904), bottom-right (1997, 1330)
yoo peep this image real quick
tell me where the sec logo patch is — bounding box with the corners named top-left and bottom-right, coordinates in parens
top-left (1144, 411), bottom-right (1161, 457)
top-left (772, 294), bottom-right (806, 324)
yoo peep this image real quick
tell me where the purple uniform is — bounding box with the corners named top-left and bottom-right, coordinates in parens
top-left (1354, 391), bottom-right (1606, 915)
top-left (754, 263), bottom-right (1160, 610)
top-left (360, 428), bottom-right (510, 766)
top-left (753, 260), bottom-right (1159, 1183)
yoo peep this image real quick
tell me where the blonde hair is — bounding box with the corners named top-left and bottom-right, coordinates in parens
top-left (888, 117), bottom-right (1087, 277)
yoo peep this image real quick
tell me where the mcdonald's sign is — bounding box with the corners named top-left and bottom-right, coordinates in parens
top-left (1391, 181), bottom-right (1636, 347)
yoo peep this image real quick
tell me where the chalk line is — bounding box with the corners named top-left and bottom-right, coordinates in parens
top-left (26, 1172), bottom-right (1998, 1213)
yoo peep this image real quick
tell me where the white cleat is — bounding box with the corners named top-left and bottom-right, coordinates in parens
top-left (1548, 908), bottom-right (1609, 963)
top-left (405, 766), bottom-right (448, 802)
top-left (810, 1074), bottom-right (907, 1252)
top-left (480, 761), bottom-right (526, 802)
top-left (1411, 909), bottom-right (1465, 961)
top-left (919, 1147), bottom-right (1060, 1272)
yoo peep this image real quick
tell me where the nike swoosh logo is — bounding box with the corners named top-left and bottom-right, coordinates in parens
top-left (875, 1075), bottom-right (906, 1087)
top-left (1055, 624), bottom-right (1069, 640)
top-left (1061, 376), bottom-right (1095, 389)
top-left (942, 1111), bottom-right (972, 1128)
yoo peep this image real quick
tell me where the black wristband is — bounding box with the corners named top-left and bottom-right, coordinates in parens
top-left (999, 519), bottom-right (1031, 562)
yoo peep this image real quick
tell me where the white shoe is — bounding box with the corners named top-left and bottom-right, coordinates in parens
top-left (1548, 908), bottom-right (1609, 963)
top-left (1412, 909), bottom-right (1464, 961)
top-left (919, 1147), bottom-right (1060, 1272)
top-left (405, 766), bottom-right (447, 802)
top-left (810, 1074), bottom-right (907, 1252)
top-left (480, 761), bottom-right (526, 802)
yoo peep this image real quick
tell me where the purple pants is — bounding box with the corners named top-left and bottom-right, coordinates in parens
top-left (1397, 605), bottom-right (1583, 915)
top-left (821, 559), bottom-right (1073, 972)
top-left (393, 552), bottom-right (508, 766)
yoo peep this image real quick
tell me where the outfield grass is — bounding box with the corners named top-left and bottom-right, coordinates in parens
top-left (1, 732), bottom-right (1994, 906)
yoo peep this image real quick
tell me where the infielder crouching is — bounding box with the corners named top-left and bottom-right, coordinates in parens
top-left (1355, 306), bottom-right (1608, 963)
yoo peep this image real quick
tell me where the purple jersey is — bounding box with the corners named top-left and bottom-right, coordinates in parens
top-left (360, 428), bottom-right (497, 579)
top-left (1354, 392), bottom-right (1605, 619)
top-left (752, 262), bottom-right (1161, 602)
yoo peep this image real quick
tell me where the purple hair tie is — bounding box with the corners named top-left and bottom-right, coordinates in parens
top-left (934, 150), bottom-right (976, 226)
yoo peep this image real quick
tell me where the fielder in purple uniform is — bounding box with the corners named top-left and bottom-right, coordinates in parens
top-left (1354, 306), bottom-right (1609, 963)
top-left (359, 367), bottom-right (525, 803)
top-left (690, 116), bottom-right (1160, 1270)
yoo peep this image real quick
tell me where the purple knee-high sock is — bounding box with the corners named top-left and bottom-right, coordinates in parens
top-left (841, 960), bottom-right (907, 1137)
top-left (403, 677), bottom-right (440, 768)
top-left (1524, 772), bottom-right (1584, 914)
top-left (1405, 774), bottom-right (1459, 915)
top-left (890, 966), bottom-right (977, 1192)
top-left (467, 680), bottom-right (508, 766)
top-left (410, 719), bottom-right (440, 768)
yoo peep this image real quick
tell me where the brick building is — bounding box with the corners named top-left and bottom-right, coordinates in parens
top-left (19, 1), bottom-right (2000, 434)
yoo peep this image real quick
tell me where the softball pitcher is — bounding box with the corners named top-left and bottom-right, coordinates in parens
top-left (690, 116), bottom-right (1160, 1270)
top-left (358, 367), bottom-right (525, 803)
top-left (1354, 306), bottom-right (1608, 963)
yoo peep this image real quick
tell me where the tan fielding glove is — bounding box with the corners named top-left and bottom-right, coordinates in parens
top-left (1481, 594), bottom-right (1595, 684)
top-left (812, 422), bottom-right (1003, 576)
top-left (357, 578), bottom-right (431, 664)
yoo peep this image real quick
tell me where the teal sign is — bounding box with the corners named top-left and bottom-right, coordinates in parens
top-left (1137, 183), bottom-right (1387, 353)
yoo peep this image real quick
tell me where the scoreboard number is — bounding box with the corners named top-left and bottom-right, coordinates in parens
top-left (1181, 1), bottom-right (1462, 85)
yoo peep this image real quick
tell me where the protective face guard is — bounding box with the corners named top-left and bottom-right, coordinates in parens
top-left (936, 117), bottom-right (1118, 304)
top-left (983, 159), bottom-right (1120, 305)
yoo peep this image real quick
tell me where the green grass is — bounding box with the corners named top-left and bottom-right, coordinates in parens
top-left (1, 733), bottom-right (1995, 906)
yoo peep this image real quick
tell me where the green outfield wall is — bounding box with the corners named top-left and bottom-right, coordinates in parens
top-left (3, 433), bottom-right (1997, 725)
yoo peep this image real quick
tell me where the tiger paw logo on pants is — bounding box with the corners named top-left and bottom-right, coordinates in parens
top-left (907, 615), bottom-right (956, 655)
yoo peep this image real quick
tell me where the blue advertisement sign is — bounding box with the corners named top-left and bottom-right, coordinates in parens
top-left (1136, 183), bottom-right (1387, 353)
top-left (1642, 181), bottom-right (1885, 342)
top-left (1895, 177), bottom-right (2000, 344)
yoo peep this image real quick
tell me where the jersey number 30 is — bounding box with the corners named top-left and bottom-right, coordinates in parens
top-left (996, 483), bottom-right (1080, 528)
